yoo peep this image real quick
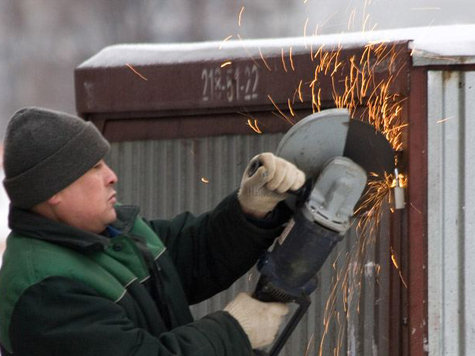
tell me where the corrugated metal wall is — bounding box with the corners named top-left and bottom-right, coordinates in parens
top-left (107, 133), bottom-right (392, 355)
top-left (428, 70), bottom-right (475, 355)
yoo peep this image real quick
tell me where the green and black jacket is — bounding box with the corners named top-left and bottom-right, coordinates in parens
top-left (0, 193), bottom-right (287, 356)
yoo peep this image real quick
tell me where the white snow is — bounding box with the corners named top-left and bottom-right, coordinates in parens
top-left (78, 24), bottom-right (475, 68)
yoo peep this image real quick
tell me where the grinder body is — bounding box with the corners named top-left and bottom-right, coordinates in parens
top-left (254, 209), bottom-right (341, 303)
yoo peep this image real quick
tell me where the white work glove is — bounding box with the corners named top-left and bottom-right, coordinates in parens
top-left (224, 292), bottom-right (289, 349)
top-left (238, 152), bottom-right (306, 218)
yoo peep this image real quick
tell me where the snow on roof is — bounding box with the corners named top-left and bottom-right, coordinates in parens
top-left (79, 24), bottom-right (475, 69)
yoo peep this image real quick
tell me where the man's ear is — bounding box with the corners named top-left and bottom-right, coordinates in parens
top-left (47, 193), bottom-right (61, 206)
top-left (32, 194), bottom-right (61, 221)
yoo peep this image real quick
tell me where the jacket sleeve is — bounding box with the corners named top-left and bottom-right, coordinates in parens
top-left (9, 276), bottom-right (252, 356)
top-left (147, 192), bottom-right (290, 304)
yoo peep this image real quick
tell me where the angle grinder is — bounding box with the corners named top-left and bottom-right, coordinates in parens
top-left (251, 109), bottom-right (395, 356)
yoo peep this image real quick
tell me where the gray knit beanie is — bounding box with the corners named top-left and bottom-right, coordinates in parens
top-left (3, 107), bottom-right (110, 209)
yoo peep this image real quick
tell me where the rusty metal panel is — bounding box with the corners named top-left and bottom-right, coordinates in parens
top-left (428, 70), bottom-right (475, 356)
top-left (405, 66), bottom-right (429, 355)
top-left (106, 133), bottom-right (392, 355)
top-left (76, 41), bottom-right (410, 115)
top-left (75, 40), bottom-right (411, 144)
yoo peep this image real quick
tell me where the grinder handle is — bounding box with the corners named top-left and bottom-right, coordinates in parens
top-left (247, 158), bottom-right (310, 199)
top-left (247, 158), bottom-right (263, 177)
top-left (253, 295), bottom-right (311, 356)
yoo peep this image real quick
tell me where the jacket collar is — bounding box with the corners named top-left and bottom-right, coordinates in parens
top-left (8, 204), bottom-right (140, 252)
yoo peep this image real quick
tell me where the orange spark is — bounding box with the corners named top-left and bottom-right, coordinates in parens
top-left (314, 44), bottom-right (325, 60)
top-left (410, 203), bottom-right (422, 214)
top-left (362, 0), bottom-right (370, 32)
top-left (347, 8), bottom-right (357, 30)
top-left (267, 95), bottom-right (294, 125)
top-left (391, 251), bottom-right (399, 269)
top-left (238, 6), bottom-right (245, 26)
top-left (258, 48), bottom-right (272, 71)
top-left (289, 47), bottom-right (295, 71)
top-left (297, 80), bottom-right (304, 102)
top-left (201, 177), bottom-right (209, 184)
top-left (220, 61), bottom-right (232, 68)
top-left (390, 249), bottom-right (409, 288)
top-left (385, 123), bottom-right (409, 133)
top-left (399, 271), bottom-right (408, 288)
top-left (304, 333), bottom-right (316, 356)
top-left (246, 119), bottom-right (262, 134)
top-left (330, 61), bottom-right (342, 76)
top-left (397, 173), bottom-right (407, 188)
top-left (287, 99), bottom-right (295, 117)
top-left (303, 18), bottom-right (309, 48)
top-left (313, 23), bottom-right (320, 37)
top-left (219, 35), bottom-right (233, 49)
top-left (437, 116), bottom-right (455, 124)
top-left (281, 48), bottom-right (288, 72)
top-left (125, 63), bottom-right (148, 81)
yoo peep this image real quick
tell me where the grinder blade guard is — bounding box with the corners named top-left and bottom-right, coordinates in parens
top-left (252, 109), bottom-right (395, 356)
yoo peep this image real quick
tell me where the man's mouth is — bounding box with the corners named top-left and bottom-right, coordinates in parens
top-left (109, 192), bottom-right (117, 204)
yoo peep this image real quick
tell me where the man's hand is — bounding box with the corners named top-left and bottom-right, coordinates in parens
top-left (238, 153), bottom-right (305, 218)
top-left (224, 293), bottom-right (289, 349)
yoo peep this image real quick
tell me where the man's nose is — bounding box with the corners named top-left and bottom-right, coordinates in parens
top-left (105, 164), bottom-right (118, 185)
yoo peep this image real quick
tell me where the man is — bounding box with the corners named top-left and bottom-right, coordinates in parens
top-left (0, 108), bottom-right (306, 356)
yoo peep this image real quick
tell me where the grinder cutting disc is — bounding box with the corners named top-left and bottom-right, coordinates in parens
top-left (276, 109), bottom-right (395, 209)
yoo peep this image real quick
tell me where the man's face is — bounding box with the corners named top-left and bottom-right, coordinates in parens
top-left (53, 160), bottom-right (118, 233)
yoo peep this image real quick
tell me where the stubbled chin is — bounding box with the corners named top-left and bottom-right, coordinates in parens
top-left (108, 210), bottom-right (117, 223)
